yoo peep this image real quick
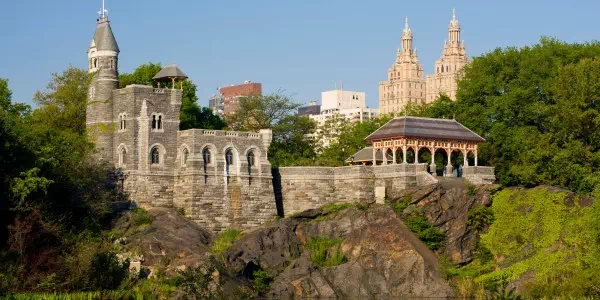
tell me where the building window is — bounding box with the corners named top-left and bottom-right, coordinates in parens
top-left (225, 149), bottom-right (234, 183)
top-left (247, 151), bottom-right (255, 185)
top-left (151, 114), bottom-right (164, 132)
top-left (152, 115), bottom-right (157, 129)
top-left (93, 58), bottom-right (98, 69)
top-left (151, 147), bottom-right (160, 164)
top-left (182, 148), bottom-right (189, 166)
top-left (88, 87), bottom-right (96, 100)
top-left (119, 147), bottom-right (127, 167)
top-left (119, 113), bottom-right (127, 131)
top-left (158, 115), bottom-right (163, 130)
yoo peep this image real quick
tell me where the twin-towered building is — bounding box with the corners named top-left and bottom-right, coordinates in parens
top-left (379, 10), bottom-right (469, 114)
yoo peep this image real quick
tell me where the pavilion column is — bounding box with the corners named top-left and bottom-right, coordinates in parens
top-left (402, 146), bottom-right (407, 164)
top-left (392, 147), bottom-right (397, 164)
top-left (415, 147), bottom-right (419, 164)
top-left (475, 151), bottom-right (478, 166)
top-left (372, 148), bottom-right (376, 166)
top-left (383, 148), bottom-right (388, 165)
top-left (463, 150), bottom-right (468, 166)
top-left (429, 147), bottom-right (437, 175)
top-left (445, 148), bottom-right (454, 177)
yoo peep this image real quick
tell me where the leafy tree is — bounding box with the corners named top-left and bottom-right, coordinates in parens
top-left (269, 115), bottom-right (317, 167)
top-left (415, 38), bottom-right (600, 194)
top-left (119, 63), bottom-right (226, 130)
top-left (226, 92), bottom-right (300, 131)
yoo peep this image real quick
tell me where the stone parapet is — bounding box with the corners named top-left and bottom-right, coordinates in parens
top-left (277, 163), bottom-right (435, 216)
top-left (463, 166), bottom-right (496, 184)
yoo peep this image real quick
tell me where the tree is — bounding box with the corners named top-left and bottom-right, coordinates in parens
top-left (421, 37), bottom-right (600, 193)
top-left (226, 92), bottom-right (300, 131)
top-left (119, 63), bottom-right (226, 130)
top-left (270, 115), bottom-right (317, 167)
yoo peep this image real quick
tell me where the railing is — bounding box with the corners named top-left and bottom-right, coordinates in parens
top-left (178, 129), bottom-right (263, 139)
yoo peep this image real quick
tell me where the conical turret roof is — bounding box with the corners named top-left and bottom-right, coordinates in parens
top-left (92, 20), bottom-right (119, 52)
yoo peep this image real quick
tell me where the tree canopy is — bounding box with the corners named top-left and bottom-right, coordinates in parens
top-left (412, 38), bottom-right (600, 194)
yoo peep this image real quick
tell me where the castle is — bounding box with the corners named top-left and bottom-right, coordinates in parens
top-left (379, 10), bottom-right (469, 114)
top-left (85, 10), bottom-right (277, 232)
top-left (85, 7), bottom-right (494, 232)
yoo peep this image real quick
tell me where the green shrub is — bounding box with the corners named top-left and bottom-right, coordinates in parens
top-left (403, 212), bottom-right (446, 250)
top-left (177, 265), bottom-right (221, 299)
top-left (305, 237), bottom-right (347, 267)
top-left (467, 205), bottom-right (495, 232)
top-left (87, 252), bottom-right (130, 290)
top-left (392, 200), bottom-right (410, 216)
top-left (251, 269), bottom-right (272, 294)
top-left (131, 208), bottom-right (153, 227)
top-left (211, 229), bottom-right (243, 256)
top-left (467, 184), bottom-right (477, 196)
top-left (177, 207), bottom-right (185, 216)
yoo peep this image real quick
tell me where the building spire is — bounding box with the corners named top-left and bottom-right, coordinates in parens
top-left (452, 8), bottom-right (456, 21)
top-left (98, 0), bottom-right (109, 21)
top-left (401, 16), bottom-right (413, 54)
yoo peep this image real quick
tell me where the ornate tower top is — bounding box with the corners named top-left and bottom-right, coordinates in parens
top-left (98, 0), bottom-right (109, 22)
top-left (401, 17), bottom-right (414, 55)
top-left (448, 9), bottom-right (461, 46)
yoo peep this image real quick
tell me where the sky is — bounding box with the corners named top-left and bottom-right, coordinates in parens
top-left (1, 0), bottom-right (599, 109)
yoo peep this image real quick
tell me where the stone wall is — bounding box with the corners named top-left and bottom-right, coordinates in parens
top-left (463, 166), bottom-right (496, 184)
top-left (277, 164), bottom-right (436, 216)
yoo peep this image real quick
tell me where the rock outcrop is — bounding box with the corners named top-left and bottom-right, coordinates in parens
top-left (391, 178), bottom-right (500, 264)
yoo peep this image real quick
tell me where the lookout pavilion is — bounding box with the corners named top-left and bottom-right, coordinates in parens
top-left (365, 116), bottom-right (485, 177)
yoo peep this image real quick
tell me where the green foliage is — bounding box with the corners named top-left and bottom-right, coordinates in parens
top-left (414, 38), bottom-right (600, 194)
top-left (176, 264), bottom-right (220, 299)
top-left (467, 184), bottom-right (477, 197)
top-left (321, 202), bottom-right (353, 214)
top-left (226, 92), bottom-right (301, 132)
top-left (177, 207), bottom-right (185, 216)
top-left (211, 229), bottom-right (243, 256)
top-left (251, 269), bottom-right (272, 294)
top-left (467, 205), bottom-right (495, 232)
top-left (472, 187), bottom-right (600, 297)
top-left (392, 202), bottom-right (446, 251)
top-left (270, 115), bottom-right (317, 167)
top-left (392, 199), bottom-right (410, 215)
top-left (130, 208), bottom-right (153, 227)
top-left (87, 252), bottom-right (130, 290)
top-left (305, 237), bottom-right (347, 268)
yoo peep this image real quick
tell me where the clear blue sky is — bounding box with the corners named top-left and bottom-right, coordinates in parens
top-left (1, 0), bottom-right (598, 109)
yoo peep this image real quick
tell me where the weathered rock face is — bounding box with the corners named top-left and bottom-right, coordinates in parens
top-left (391, 179), bottom-right (501, 265)
top-left (228, 206), bottom-right (454, 299)
top-left (116, 208), bottom-right (213, 274)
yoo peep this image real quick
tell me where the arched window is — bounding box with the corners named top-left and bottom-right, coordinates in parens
top-left (151, 147), bottom-right (160, 164)
top-left (182, 148), bottom-right (189, 166)
top-left (152, 115), bottom-right (157, 129)
top-left (119, 147), bottom-right (127, 166)
top-left (247, 151), bottom-right (255, 168)
top-left (225, 149), bottom-right (234, 179)
top-left (122, 114), bottom-right (126, 130)
top-left (158, 115), bottom-right (163, 130)
top-left (93, 58), bottom-right (98, 69)
top-left (202, 148), bottom-right (211, 165)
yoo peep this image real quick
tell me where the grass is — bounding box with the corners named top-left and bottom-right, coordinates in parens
top-left (6, 290), bottom-right (157, 300)
top-left (305, 237), bottom-right (347, 268)
top-left (211, 229), bottom-right (243, 256)
top-left (251, 269), bottom-right (272, 295)
top-left (321, 203), bottom-right (353, 214)
top-left (131, 208), bottom-right (153, 227)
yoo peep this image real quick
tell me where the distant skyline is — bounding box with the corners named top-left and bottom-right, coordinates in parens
top-left (1, 0), bottom-right (599, 109)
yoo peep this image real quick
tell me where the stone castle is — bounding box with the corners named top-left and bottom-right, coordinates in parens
top-left (379, 10), bottom-right (469, 114)
top-left (85, 8), bottom-right (493, 232)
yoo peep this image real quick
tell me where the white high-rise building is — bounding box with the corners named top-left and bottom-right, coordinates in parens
top-left (310, 89), bottom-right (379, 126)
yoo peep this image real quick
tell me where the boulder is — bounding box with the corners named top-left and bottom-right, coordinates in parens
top-left (225, 220), bottom-right (303, 276)
top-left (119, 208), bottom-right (213, 274)
top-left (321, 206), bottom-right (454, 299)
top-left (391, 181), bottom-right (500, 264)
top-left (267, 253), bottom-right (337, 299)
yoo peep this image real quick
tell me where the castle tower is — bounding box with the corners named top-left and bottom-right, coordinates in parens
top-left (378, 17), bottom-right (426, 115)
top-left (425, 9), bottom-right (469, 102)
top-left (86, 2), bottom-right (119, 162)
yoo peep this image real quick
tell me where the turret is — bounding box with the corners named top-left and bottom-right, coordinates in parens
top-left (86, 1), bottom-right (119, 162)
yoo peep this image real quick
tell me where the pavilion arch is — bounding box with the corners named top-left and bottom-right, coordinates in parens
top-left (374, 148), bottom-right (383, 165)
top-left (149, 143), bottom-right (167, 167)
top-left (394, 148), bottom-right (403, 164)
top-left (117, 143), bottom-right (128, 168)
top-left (405, 147), bottom-right (416, 164)
top-left (450, 149), bottom-right (465, 168)
top-left (417, 147), bottom-right (432, 165)
top-left (178, 143), bottom-right (191, 167)
top-left (385, 148), bottom-right (394, 165)
top-left (433, 148), bottom-right (449, 176)
top-left (466, 150), bottom-right (476, 166)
